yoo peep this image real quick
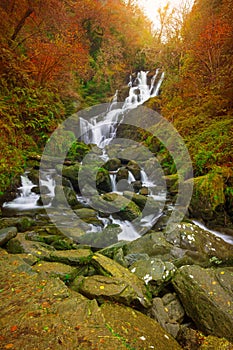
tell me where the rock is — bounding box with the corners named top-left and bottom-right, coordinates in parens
top-left (0, 217), bottom-right (34, 232)
top-left (52, 185), bottom-right (78, 207)
top-left (126, 160), bottom-right (141, 180)
top-left (27, 169), bottom-right (39, 185)
top-left (0, 250), bottom-right (182, 349)
top-left (103, 158), bottom-right (121, 171)
top-left (124, 253), bottom-right (150, 266)
top-left (74, 208), bottom-right (102, 225)
top-left (149, 293), bottom-right (185, 338)
top-left (60, 162), bottom-right (80, 191)
top-left (116, 167), bottom-right (129, 182)
top-left (6, 232), bottom-right (55, 259)
top-left (96, 167), bottom-right (112, 193)
top-left (186, 172), bottom-right (225, 222)
top-left (32, 261), bottom-right (79, 282)
top-left (123, 190), bottom-right (163, 214)
top-left (91, 253), bottom-right (152, 308)
top-left (101, 302), bottom-right (182, 350)
top-left (199, 335), bottom-right (233, 349)
top-left (126, 223), bottom-right (233, 268)
top-left (172, 265), bottom-right (233, 341)
top-left (139, 186), bottom-right (149, 195)
top-left (92, 193), bottom-right (141, 221)
top-left (77, 224), bottom-right (120, 248)
top-left (0, 226), bottom-right (17, 247)
top-left (130, 258), bottom-right (176, 295)
top-left (165, 222), bottom-right (233, 267)
top-left (163, 174), bottom-right (179, 195)
top-left (49, 249), bottom-right (93, 265)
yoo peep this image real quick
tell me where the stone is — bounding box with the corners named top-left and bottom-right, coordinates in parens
top-left (123, 190), bottom-right (163, 214)
top-left (49, 249), bottom-right (93, 265)
top-left (103, 158), bottom-right (121, 171)
top-left (92, 192), bottom-right (141, 221)
top-left (126, 160), bottom-right (141, 180)
top-left (6, 232), bottom-right (55, 259)
top-left (90, 252), bottom-right (152, 308)
top-left (52, 185), bottom-right (78, 207)
top-left (172, 265), bottom-right (233, 341)
top-left (129, 258), bottom-right (176, 295)
top-left (32, 261), bottom-right (79, 282)
top-left (0, 226), bottom-right (17, 247)
top-left (101, 303), bottom-right (182, 350)
top-left (77, 224), bottom-right (120, 249)
top-left (59, 162), bottom-right (80, 191)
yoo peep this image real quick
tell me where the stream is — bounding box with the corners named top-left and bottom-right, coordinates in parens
top-left (3, 71), bottom-right (233, 245)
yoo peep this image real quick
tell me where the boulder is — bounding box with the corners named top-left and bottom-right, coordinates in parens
top-left (126, 160), bottom-right (141, 180)
top-left (92, 193), bottom-right (141, 221)
top-left (90, 253), bottom-right (152, 308)
top-left (103, 158), bottom-right (121, 171)
top-left (32, 261), bottom-right (79, 282)
top-left (77, 224), bottom-right (121, 248)
top-left (149, 293), bottom-right (185, 338)
top-left (52, 185), bottom-right (78, 207)
top-left (49, 248), bottom-right (93, 265)
top-left (6, 232), bottom-right (55, 259)
top-left (123, 190), bottom-right (163, 214)
top-left (129, 258), bottom-right (176, 295)
top-left (101, 303), bottom-right (182, 350)
top-left (116, 167), bottom-right (129, 182)
top-left (0, 226), bottom-right (17, 247)
top-left (172, 265), bottom-right (233, 341)
top-left (186, 172), bottom-right (225, 223)
top-left (59, 162), bottom-right (80, 191)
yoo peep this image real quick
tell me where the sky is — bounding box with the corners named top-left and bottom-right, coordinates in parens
top-left (136, 0), bottom-right (194, 29)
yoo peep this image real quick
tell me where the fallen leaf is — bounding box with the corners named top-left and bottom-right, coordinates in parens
top-left (10, 325), bottom-right (18, 332)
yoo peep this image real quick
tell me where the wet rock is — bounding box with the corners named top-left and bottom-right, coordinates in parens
top-left (116, 167), bottom-right (129, 182)
top-left (139, 186), bottom-right (149, 195)
top-left (103, 158), bottom-right (121, 171)
top-left (59, 162), bottom-right (80, 191)
top-left (124, 253), bottom-right (150, 266)
top-left (0, 226), bottom-right (17, 247)
top-left (123, 190), bottom-right (163, 214)
top-left (126, 160), bottom-right (141, 180)
top-left (32, 261), bottom-right (79, 282)
top-left (96, 167), bottom-right (112, 193)
top-left (172, 265), bottom-right (233, 341)
top-left (77, 224), bottom-right (120, 249)
top-left (129, 258), bottom-right (176, 295)
top-left (93, 192), bottom-right (141, 221)
top-left (74, 208), bottom-right (102, 225)
top-left (52, 185), bottom-right (78, 207)
top-left (49, 248), bottom-right (93, 265)
top-left (165, 222), bottom-right (233, 267)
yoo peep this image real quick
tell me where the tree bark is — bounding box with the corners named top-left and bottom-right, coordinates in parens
top-left (10, 7), bottom-right (33, 43)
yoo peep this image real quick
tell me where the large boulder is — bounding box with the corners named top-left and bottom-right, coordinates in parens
top-left (59, 162), bottom-right (80, 191)
top-left (89, 252), bottom-right (152, 308)
top-left (126, 223), bottom-right (233, 268)
top-left (77, 224), bottom-right (121, 248)
top-left (172, 265), bottom-right (233, 341)
top-left (129, 258), bottom-right (176, 296)
top-left (52, 185), bottom-right (78, 207)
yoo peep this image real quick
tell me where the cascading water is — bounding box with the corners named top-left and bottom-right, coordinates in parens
top-left (79, 70), bottom-right (164, 149)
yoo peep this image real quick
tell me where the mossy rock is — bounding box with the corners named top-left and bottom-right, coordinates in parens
top-left (186, 172), bottom-right (225, 221)
top-left (92, 193), bottom-right (141, 221)
top-left (77, 224), bottom-right (121, 249)
top-left (103, 158), bottom-right (121, 171)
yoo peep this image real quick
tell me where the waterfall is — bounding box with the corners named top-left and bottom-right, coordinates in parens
top-left (79, 70), bottom-right (164, 148)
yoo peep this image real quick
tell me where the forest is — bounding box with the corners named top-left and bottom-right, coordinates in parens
top-left (0, 0), bottom-right (232, 193)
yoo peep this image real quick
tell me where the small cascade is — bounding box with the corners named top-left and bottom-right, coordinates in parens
top-left (110, 173), bottom-right (117, 192)
top-left (3, 173), bottom-right (39, 210)
top-left (110, 216), bottom-right (141, 241)
top-left (3, 171), bottom-right (56, 210)
top-left (128, 171), bottom-right (136, 183)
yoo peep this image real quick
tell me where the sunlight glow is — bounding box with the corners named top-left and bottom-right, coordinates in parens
top-left (137, 0), bottom-right (194, 29)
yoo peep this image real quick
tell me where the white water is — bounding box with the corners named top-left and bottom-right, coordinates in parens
top-left (79, 70), bottom-right (164, 149)
top-left (3, 172), bottom-right (55, 210)
top-left (192, 220), bottom-right (233, 245)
